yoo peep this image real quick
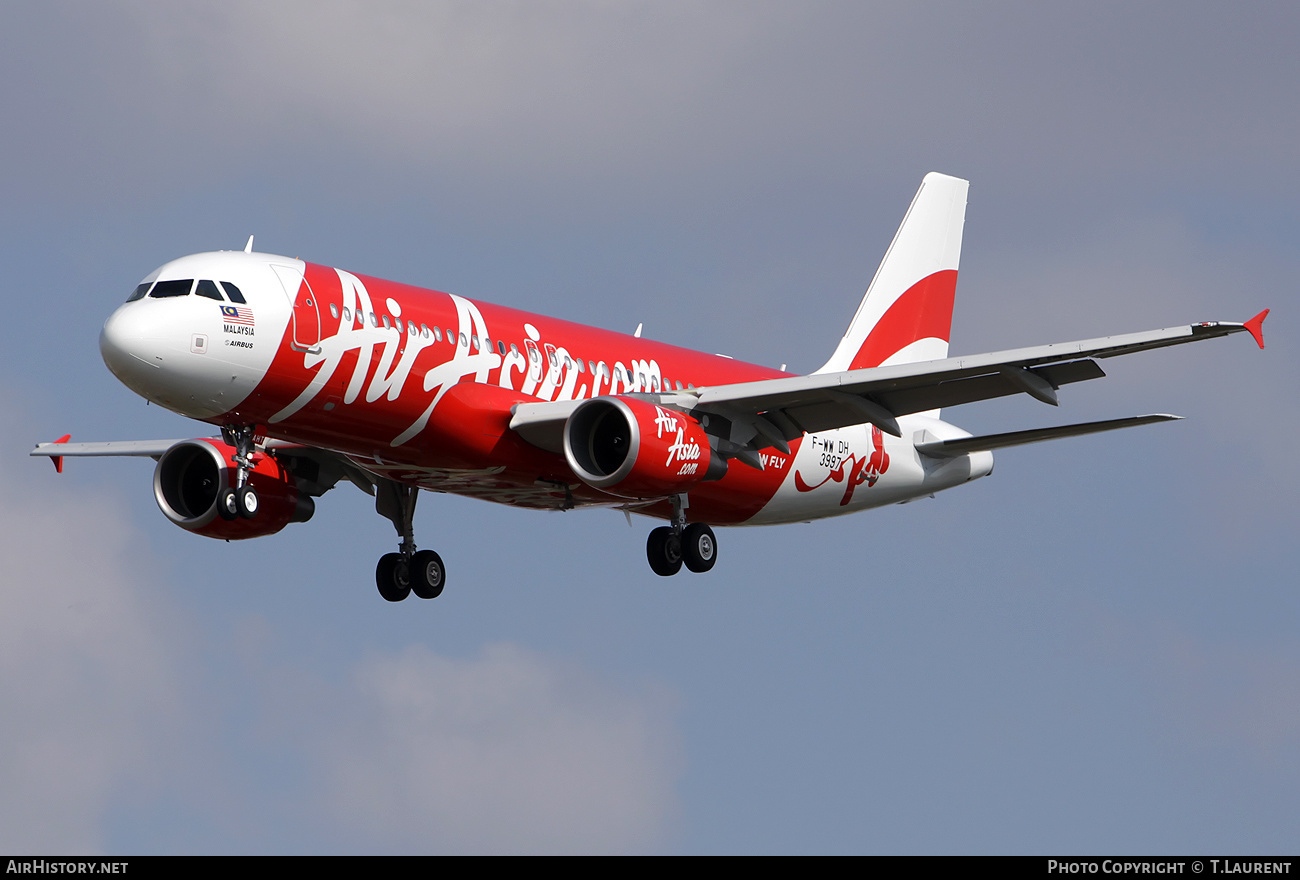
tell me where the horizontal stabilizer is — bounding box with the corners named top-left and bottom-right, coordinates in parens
top-left (914, 414), bottom-right (1181, 458)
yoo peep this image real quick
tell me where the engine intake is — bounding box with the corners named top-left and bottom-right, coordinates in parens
top-left (153, 439), bottom-right (314, 540)
top-left (564, 397), bottom-right (726, 498)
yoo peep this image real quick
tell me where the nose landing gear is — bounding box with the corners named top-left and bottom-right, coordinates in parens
top-left (221, 425), bottom-right (261, 519)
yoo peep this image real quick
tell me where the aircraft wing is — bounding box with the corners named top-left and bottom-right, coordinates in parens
top-left (690, 314), bottom-right (1266, 439)
top-left (31, 438), bottom-right (186, 460)
top-left (30, 437), bottom-right (378, 496)
top-left (30, 436), bottom-right (311, 461)
top-left (510, 313), bottom-right (1266, 458)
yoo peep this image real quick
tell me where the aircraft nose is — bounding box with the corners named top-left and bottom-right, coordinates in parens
top-left (100, 304), bottom-right (164, 392)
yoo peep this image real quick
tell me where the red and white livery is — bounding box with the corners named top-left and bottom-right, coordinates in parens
top-left (34, 173), bottom-right (1268, 601)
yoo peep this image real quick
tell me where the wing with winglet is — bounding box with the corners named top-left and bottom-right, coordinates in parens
top-left (509, 312), bottom-right (1268, 461)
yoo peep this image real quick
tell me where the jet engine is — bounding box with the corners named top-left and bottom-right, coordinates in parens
top-left (153, 439), bottom-right (314, 540)
top-left (563, 397), bottom-right (726, 498)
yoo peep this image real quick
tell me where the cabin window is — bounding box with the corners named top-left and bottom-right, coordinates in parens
top-left (497, 339), bottom-right (506, 355)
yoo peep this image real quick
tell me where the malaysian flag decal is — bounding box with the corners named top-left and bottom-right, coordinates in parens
top-left (220, 305), bottom-right (255, 326)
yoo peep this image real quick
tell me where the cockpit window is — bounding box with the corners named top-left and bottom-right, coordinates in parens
top-left (218, 281), bottom-right (246, 304)
top-left (150, 279), bottom-right (195, 298)
top-left (127, 283), bottom-right (152, 302)
top-left (195, 280), bottom-right (224, 301)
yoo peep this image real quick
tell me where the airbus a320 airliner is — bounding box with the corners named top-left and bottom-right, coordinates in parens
top-left (33, 174), bottom-right (1267, 601)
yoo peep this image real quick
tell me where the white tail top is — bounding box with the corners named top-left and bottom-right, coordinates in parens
top-left (816, 172), bottom-right (968, 374)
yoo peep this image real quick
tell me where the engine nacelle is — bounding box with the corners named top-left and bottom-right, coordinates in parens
top-left (563, 397), bottom-right (726, 498)
top-left (153, 439), bottom-right (314, 540)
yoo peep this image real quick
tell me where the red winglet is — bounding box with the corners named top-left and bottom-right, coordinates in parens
top-left (50, 434), bottom-right (71, 474)
top-left (1243, 309), bottom-right (1269, 349)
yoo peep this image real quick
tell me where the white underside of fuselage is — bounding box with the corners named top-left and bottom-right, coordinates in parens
top-left (743, 414), bottom-right (993, 525)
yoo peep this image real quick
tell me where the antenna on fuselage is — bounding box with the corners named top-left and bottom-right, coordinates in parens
top-left (634, 322), bottom-right (643, 338)
top-left (244, 235), bottom-right (254, 254)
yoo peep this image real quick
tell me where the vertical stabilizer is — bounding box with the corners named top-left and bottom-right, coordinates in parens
top-left (816, 173), bottom-right (968, 374)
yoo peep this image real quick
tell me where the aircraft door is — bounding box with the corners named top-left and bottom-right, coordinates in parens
top-left (271, 264), bottom-right (321, 352)
top-left (524, 339), bottom-right (543, 383)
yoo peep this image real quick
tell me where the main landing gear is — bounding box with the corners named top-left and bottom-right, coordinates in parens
top-left (645, 494), bottom-right (717, 577)
top-left (374, 479), bottom-right (445, 602)
top-left (218, 425), bottom-right (260, 520)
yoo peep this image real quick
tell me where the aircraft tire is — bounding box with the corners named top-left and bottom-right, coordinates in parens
top-left (217, 488), bottom-right (239, 521)
top-left (376, 552), bottom-right (412, 602)
top-left (236, 484), bottom-right (259, 519)
top-left (682, 523), bottom-right (717, 573)
top-left (410, 549), bottom-right (446, 599)
top-left (646, 527), bottom-right (683, 577)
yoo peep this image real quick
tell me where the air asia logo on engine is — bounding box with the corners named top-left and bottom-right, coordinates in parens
top-left (794, 424), bottom-right (890, 506)
top-left (654, 406), bottom-right (702, 474)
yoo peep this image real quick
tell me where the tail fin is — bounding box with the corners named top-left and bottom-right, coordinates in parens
top-left (815, 172), bottom-right (968, 374)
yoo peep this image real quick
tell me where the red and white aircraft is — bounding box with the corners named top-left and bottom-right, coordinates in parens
top-left (34, 173), bottom-right (1267, 601)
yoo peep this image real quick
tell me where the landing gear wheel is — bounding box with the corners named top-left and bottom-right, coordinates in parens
top-left (217, 487), bottom-right (239, 521)
top-left (682, 523), bottom-right (717, 573)
top-left (236, 484), bottom-right (259, 519)
top-left (646, 526), bottom-right (683, 577)
top-left (376, 552), bottom-right (412, 602)
top-left (410, 549), bottom-right (446, 599)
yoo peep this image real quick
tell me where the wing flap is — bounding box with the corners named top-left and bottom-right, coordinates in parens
top-left (870, 359), bottom-right (1105, 420)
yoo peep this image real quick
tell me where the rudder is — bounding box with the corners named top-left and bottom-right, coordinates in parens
top-left (816, 173), bottom-right (968, 374)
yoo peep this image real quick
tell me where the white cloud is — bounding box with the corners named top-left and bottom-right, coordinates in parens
top-left (301, 642), bottom-right (681, 853)
top-left (0, 435), bottom-right (187, 852)
top-left (0, 403), bottom-right (680, 853)
top-left (12, 2), bottom-right (1295, 210)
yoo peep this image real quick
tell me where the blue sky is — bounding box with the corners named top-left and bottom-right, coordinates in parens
top-left (1, 2), bottom-right (1297, 854)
